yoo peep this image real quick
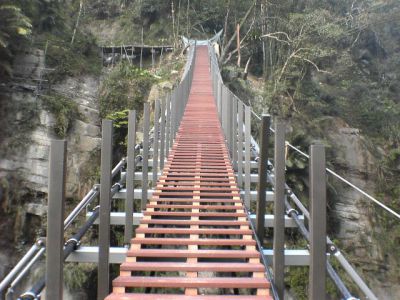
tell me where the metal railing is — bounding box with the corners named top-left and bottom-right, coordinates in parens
top-left (0, 42), bottom-right (197, 300)
top-left (208, 42), bottom-right (378, 300)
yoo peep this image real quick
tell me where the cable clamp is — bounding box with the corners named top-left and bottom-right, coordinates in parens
top-left (115, 182), bottom-right (123, 190)
top-left (286, 208), bottom-right (298, 216)
top-left (35, 237), bottom-right (46, 247)
top-left (285, 188), bottom-right (293, 196)
top-left (327, 243), bottom-right (339, 255)
top-left (65, 238), bottom-right (80, 249)
top-left (19, 291), bottom-right (38, 299)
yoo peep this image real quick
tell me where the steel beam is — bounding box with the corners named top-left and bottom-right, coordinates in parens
top-left (46, 140), bottom-right (67, 300)
top-left (98, 120), bottom-right (113, 299)
top-left (88, 212), bottom-right (303, 228)
top-left (141, 103), bottom-right (150, 211)
top-left (67, 247), bottom-right (314, 266)
top-left (231, 96), bottom-right (238, 169)
top-left (256, 115), bottom-right (271, 242)
top-left (124, 111), bottom-right (136, 244)
top-left (113, 188), bottom-right (275, 202)
top-left (309, 143), bottom-right (326, 300)
top-left (273, 118), bottom-right (286, 299)
top-left (244, 105), bottom-right (251, 208)
top-left (159, 97), bottom-right (166, 170)
top-left (237, 102), bottom-right (244, 187)
top-left (165, 94), bottom-right (171, 157)
top-left (152, 100), bottom-right (160, 186)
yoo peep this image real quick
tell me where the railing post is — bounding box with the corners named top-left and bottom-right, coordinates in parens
top-left (231, 96), bottom-right (238, 170)
top-left (226, 91), bottom-right (233, 160)
top-left (152, 100), bottom-right (160, 186)
top-left (309, 143), bottom-right (326, 300)
top-left (237, 101), bottom-right (244, 187)
top-left (124, 110), bottom-right (136, 244)
top-left (218, 80), bottom-right (222, 121)
top-left (98, 120), bottom-right (113, 300)
top-left (165, 94), bottom-right (171, 158)
top-left (227, 91), bottom-right (233, 156)
top-left (256, 114), bottom-right (270, 242)
top-left (244, 105), bottom-right (251, 209)
top-left (273, 118), bottom-right (285, 299)
top-left (222, 87), bottom-right (228, 139)
top-left (170, 90), bottom-right (176, 144)
top-left (159, 97), bottom-right (166, 170)
top-left (141, 103), bottom-right (150, 211)
top-left (46, 140), bottom-right (67, 300)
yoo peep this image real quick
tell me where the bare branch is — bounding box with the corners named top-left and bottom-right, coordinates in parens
top-left (261, 34), bottom-right (290, 45)
top-left (219, 1), bottom-right (256, 64)
top-left (261, 31), bottom-right (292, 43)
top-left (292, 55), bottom-right (332, 74)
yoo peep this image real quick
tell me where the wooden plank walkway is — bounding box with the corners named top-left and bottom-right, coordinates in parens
top-left (106, 46), bottom-right (271, 299)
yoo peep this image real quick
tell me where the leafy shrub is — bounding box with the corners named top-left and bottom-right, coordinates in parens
top-left (41, 92), bottom-right (81, 138)
top-left (99, 62), bottom-right (156, 118)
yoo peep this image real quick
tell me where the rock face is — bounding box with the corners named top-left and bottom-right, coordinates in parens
top-left (0, 49), bottom-right (101, 297)
top-left (325, 117), bottom-right (398, 299)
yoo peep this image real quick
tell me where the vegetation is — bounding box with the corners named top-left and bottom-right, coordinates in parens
top-left (0, 3), bottom-right (32, 77)
top-left (1, 0), bottom-right (399, 298)
top-left (41, 92), bottom-right (81, 138)
top-left (99, 62), bottom-right (156, 118)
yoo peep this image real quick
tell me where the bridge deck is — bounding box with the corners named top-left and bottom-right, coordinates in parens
top-left (106, 46), bottom-right (271, 299)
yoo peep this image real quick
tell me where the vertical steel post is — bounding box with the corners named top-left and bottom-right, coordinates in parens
top-left (165, 94), bottom-right (171, 157)
top-left (177, 87), bottom-right (182, 133)
top-left (124, 111), bottom-right (136, 244)
top-left (244, 105), bottom-right (251, 208)
top-left (98, 120), bottom-right (113, 300)
top-left (237, 102), bottom-right (244, 188)
top-left (159, 97), bottom-right (166, 170)
top-left (152, 100), bottom-right (160, 186)
top-left (309, 143), bottom-right (327, 300)
top-left (218, 80), bottom-right (222, 121)
top-left (273, 118), bottom-right (285, 300)
top-left (178, 85), bottom-right (183, 126)
top-left (226, 91), bottom-right (233, 155)
top-left (141, 103), bottom-right (150, 211)
top-left (222, 87), bottom-right (228, 140)
top-left (256, 115), bottom-right (271, 242)
top-left (46, 140), bottom-right (67, 300)
top-left (231, 96), bottom-right (238, 170)
top-left (170, 90), bottom-right (176, 144)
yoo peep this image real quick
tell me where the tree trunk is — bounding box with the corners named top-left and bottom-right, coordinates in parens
top-left (236, 24), bottom-right (241, 67)
top-left (71, 0), bottom-right (84, 45)
top-left (219, 1), bottom-right (256, 65)
top-left (186, 0), bottom-right (190, 37)
top-left (222, 0), bottom-right (231, 48)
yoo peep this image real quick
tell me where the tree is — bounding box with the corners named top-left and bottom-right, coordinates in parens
top-left (0, 4), bottom-right (32, 76)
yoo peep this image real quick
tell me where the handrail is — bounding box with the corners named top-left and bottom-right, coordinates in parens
top-left (251, 102), bottom-right (400, 220)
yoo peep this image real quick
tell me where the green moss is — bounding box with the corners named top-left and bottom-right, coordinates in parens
top-left (41, 92), bottom-right (81, 138)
